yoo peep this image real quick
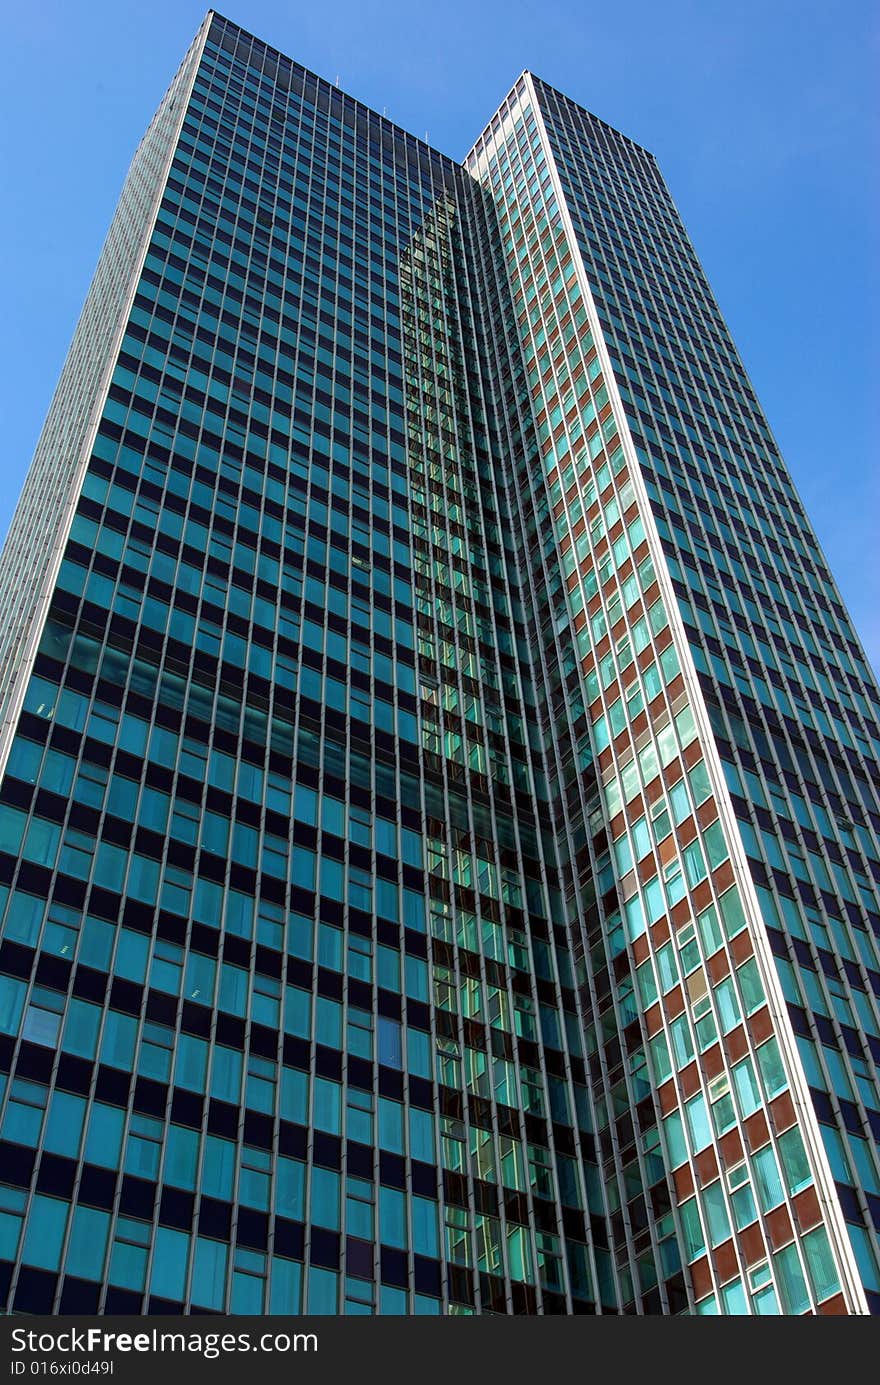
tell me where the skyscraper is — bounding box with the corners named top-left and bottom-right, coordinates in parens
top-left (0, 9), bottom-right (877, 1316)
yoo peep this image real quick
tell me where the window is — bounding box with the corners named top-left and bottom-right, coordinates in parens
top-left (240, 1145), bottom-right (271, 1211)
top-left (752, 1144), bottom-right (784, 1212)
top-left (192, 1237), bottom-right (228, 1310)
top-left (756, 1037), bottom-right (787, 1099)
top-left (726, 1162), bottom-right (757, 1230)
top-left (125, 1113), bottom-right (164, 1179)
top-left (732, 1057), bottom-right (761, 1118)
top-left (802, 1226), bottom-right (839, 1303)
top-left (378, 1016), bottom-right (402, 1069)
top-left (20, 1195), bottom-right (68, 1272)
top-left (109, 1217), bottom-right (151, 1292)
top-left (702, 1180), bottom-right (731, 1247)
top-left (246, 1054), bottom-right (276, 1113)
top-left (22, 989), bottom-right (65, 1048)
top-left (1, 1078), bottom-right (47, 1146)
top-left (231, 1247), bottom-right (266, 1314)
top-left (772, 1243), bottom-right (809, 1313)
top-left (748, 1263), bottom-right (781, 1312)
top-left (707, 1071), bottom-right (734, 1132)
top-left (679, 1197), bottom-right (704, 1261)
top-left (692, 993), bottom-right (717, 1051)
top-left (347, 1007), bottom-right (373, 1060)
top-left (66, 1205), bottom-right (111, 1282)
top-left (777, 1127), bottom-right (812, 1195)
top-left (684, 1092), bottom-right (712, 1153)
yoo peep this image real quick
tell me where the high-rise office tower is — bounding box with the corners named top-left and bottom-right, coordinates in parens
top-left (0, 11), bottom-right (878, 1318)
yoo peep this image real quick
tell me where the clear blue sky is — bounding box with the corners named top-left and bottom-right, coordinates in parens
top-left (2, 0), bottom-right (877, 673)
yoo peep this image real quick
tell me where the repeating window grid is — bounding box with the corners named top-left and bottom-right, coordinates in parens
top-left (0, 29), bottom-right (598, 1307)
top-left (3, 8), bottom-right (875, 1318)
top-left (473, 92), bottom-right (648, 1312)
top-left (527, 80), bottom-right (880, 1288)
top-left (534, 92), bottom-right (875, 819)
top-left (458, 159), bottom-right (624, 1312)
top-left (537, 83), bottom-right (875, 1307)
top-left (471, 86), bottom-right (679, 1307)
top-left (399, 189), bottom-right (584, 1312)
top-left (471, 81), bottom-right (870, 1312)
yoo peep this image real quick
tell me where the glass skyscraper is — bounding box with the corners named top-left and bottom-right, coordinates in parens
top-left (0, 11), bottom-right (878, 1317)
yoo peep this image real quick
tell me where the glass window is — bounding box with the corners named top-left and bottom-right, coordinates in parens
top-left (732, 1057), bottom-right (762, 1118)
top-left (802, 1226), bottom-right (839, 1303)
top-left (752, 1145), bottom-right (784, 1212)
top-left (378, 1016), bottom-right (403, 1069)
top-left (66, 1206), bottom-right (110, 1281)
top-left (703, 1180), bottom-right (731, 1247)
top-left (192, 1237), bottom-right (228, 1310)
top-left (20, 1195), bottom-right (67, 1271)
top-left (778, 1127), bottom-right (812, 1196)
top-left (756, 1037), bottom-right (787, 1099)
top-left (684, 1092), bottom-right (711, 1153)
top-left (773, 1244), bottom-right (809, 1314)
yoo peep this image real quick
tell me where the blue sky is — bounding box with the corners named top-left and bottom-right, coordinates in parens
top-left (1, 0), bottom-right (877, 672)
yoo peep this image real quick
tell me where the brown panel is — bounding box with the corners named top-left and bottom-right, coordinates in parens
top-left (765, 1205), bottom-right (793, 1250)
top-left (613, 728), bottom-right (632, 757)
top-left (662, 762), bottom-right (684, 791)
top-left (673, 1164), bottom-right (694, 1200)
top-left (739, 1222), bottom-right (766, 1266)
top-left (658, 1079), bottom-right (678, 1115)
top-left (713, 1239), bottom-right (739, 1284)
top-left (637, 644), bottom-right (656, 672)
top-left (708, 950), bottom-right (731, 985)
top-left (665, 984), bottom-right (685, 1020)
top-left (719, 1128), bottom-right (744, 1166)
top-left (659, 835), bottom-right (678, 867)
top-left (639, 855), bottom-right (660, 884)
top-left (703, 1044), bottom-right (725, 1081)
top-left (744, 1110), bottom-right (770, 1151)
top-left (670, 898), bottom-right (691, 929)
top-left (678, 817), bottom-right (698, 849)
top-left (749, 1007), bottom-right (774, 1046)
top-left (692, 878), bottom-right (714, 913)
top-left (651, 919), bottom-right (671, 948)
top-left (694, 1147), bottom-right (718, 1184)
top-left (690, 1256), bottom-right (714, 1301)
top-left (725, 1024), bottom-right (748, 1063)
top-left (769, 1089), bottom-right (796, 1134)
top-left (730, 931), bottom-right (754, 966)
top-left (679, 1061), bottom-right (701, 1098)
top-left (643, 773), bottom-right (662, 802)
top-left (817, 1294), bottom-right (849, 1316)
top-left (792, 1185), bottom-right (822, 1233)
top-left (645, 1002), bottom-right (664, 1037)
top-left (683, 739), bottom-right (703, 770)
top-left (696, 800), bottom-right (719, 831)
top-left (632, 934), bottom-right (651, 966)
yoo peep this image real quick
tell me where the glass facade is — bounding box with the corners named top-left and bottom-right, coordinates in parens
top-left (0, 13), bottom-right (877, 1316)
